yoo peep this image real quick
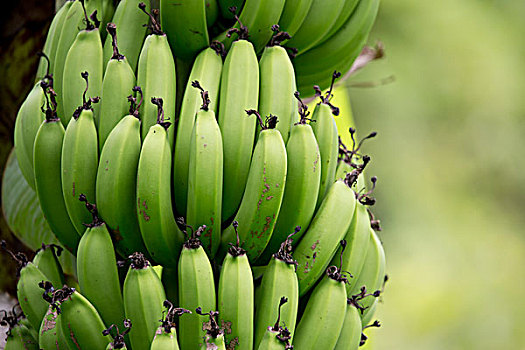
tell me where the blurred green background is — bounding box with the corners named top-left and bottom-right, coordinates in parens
top-left (2, 0), bottom-right (525, 348)
top-left (350, 0), bottom-right (525, 348)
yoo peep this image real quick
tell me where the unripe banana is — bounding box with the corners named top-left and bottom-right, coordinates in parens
top-left (98, 23), bottom-right (136, 150)
top-left (161, 267), bottom-right (179, 307)
top-left (123, 252), bottom-right (166, 350)
top-left (293, 179), bottom-right (357, 297)
top-left (258, 96), bottom-right (321, 263)
top-left (38, 303), bottom-right (69, 350)
top-left (197, 309), bottom-right (226, 350)
top-left (102, 0), bottom-right (149, 72)
top-left (56, 287), bottom-right (111, 349)
top-left (62, 5), bottom-right (103, 126)
top-left (284, 0), bottom-right (345, 55)
top-left (76, 196), bottom-right (125, 333)
top-left (321, 0), bottom-right (360, 42)
top-left (360, 298), bottom-right (378, 327)
top-left (333, 299), bottom-right (363, 350)
top-left (4, 319), bottom-right (39, 350)
top-left (160, 0), bottom-right (209, 60)
top-left (186, 82), bottom-right (223, 258)
top-left (96, 87), bottom-right (149, 258)
top-left (218, 33), bottom-right (259, 222)
top-left (310, 73), bottom-right (341, 208)
top-left (136, 98), bottom-right (184, 267)
top-left (221, 111), bottom-right (287, 262)
top-left (173, 46), bottom-right (223, 216)
top-left (53, 0), bottom-right (85, 119)
top-left (278, 0), bottom-right (314, 38)
top-left (178, 225), bottom-right (216, 350)
top-left (136, 4), bottom-right (176, 147)
top-left (292, 263), bottom-right (348, 349)
top-left (33, 83), bottom-right (80, 252)
top-left (61, 73), bottom-right (99, 235)
top-left (348, 229), bottom-right (385, 319)
top-left (258, 29), bottom-right (296, 143)
top-left (32, 244), bottom-right (65, 289)
top-left (254, 233), bottom-right (299, 348)
top-left (14, 79), bottom-right (46, 190)
top-left (1, 241), bottom-right (49, 332)
top-left (256, 297), bottom-right (294, 350)
top-left (102, 319), bottom-right (132, 350)
top-left (218, 222), bottom-right (254, 349)
top-left (150, 301), bottom-right (190, 350)
top-left (35, 1), bottom-right (72, 81)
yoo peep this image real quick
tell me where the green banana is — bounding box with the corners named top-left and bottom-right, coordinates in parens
top-left (221, 111), bottom-right (287, 262)
top-left (186, 82), bottom-right (223, 258)
top-left (33, 83), bottom-right (80, 252)
top-left (103, 319), bottom-right (132, 350)
top-left (197, 309), bottom-right (226, 350)
top-left (53, 0), bottom-right (85, 120)
top-left (293, 179), bottom-right (357, 297)
top-left (178, 225), bottom-right (216, 350)
top-left (218, 222), bottom-right (254, 349)
top-left (136, 4), bottom-right (176, 147)
top-left (218, 34), bottom-right (259, 221)
top-left (76, 195), bottom-right (125, 334)
top-left (55, 287), bottom-right (111, 349)
top-left (1, 242), bottom-right (49, 332)
top-left (214, 1), bottom-right (286, 53)
top-left (123, 252), bottom-right (166, 350)
top-left (98, 23), bottom-right (136, 150)
top-left (96, 87), bottom-right (149, 258)
top-left (100, 0), bottom-right (116, 37)
top-left (38, 285), bottom-right (70, 350)
top-left (294, 0), bottom-right (381, 94)
top-left (258, 95), bottom-right (321, 263)
top-left (102, 0), bottom-right (149, 72)
top-left (61, 72), bottom-right (99, 236)
top-left (348, 229), bottom-right (385, 319)
top-left (284, 0), bottom-right (344, 55)
top-left (35, 1), bottom-right (72, 81)
top-left (173, 46), bottom-right (223, 217)
top-left (32, 244), bottom-right (66, 289)
top-left (321, 0), bottom-right (360, 43)
top-left (278, 0), bottom-right (313, 39)
top-left (293, 260), bottom-right (348, 349)
top-left (160, 0), bottom-right (209, 60)
top-left (136, 98), bottom-right (184, 267)
top-left (254, 232), bottom-right (299, 348)
top-left (256, 297), bottom-right (293, 350)
top-left (150, 301), bottom-right (190, 350)
top-left (205, 0), bottom-right (219, 26)
top-left (333, 299), bottom-right (363, 350)
top-left (310, 72), bottom-right (341, 209)
top-left (61, 4), bottom-right (103, 126)
top-left (14, 77), bottom-right (47, 190)
top-left (161, 267), bottom-right (179, 307)
top-left (258, 28), bottom-right (296, 143)
top-left (2, 311), bottom-right (39, 350)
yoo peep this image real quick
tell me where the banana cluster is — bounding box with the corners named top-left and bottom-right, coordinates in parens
top-left (5, 0), bottom-right (386, 349)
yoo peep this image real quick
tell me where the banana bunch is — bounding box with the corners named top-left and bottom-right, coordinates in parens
top-left (4, 0), bottom-right (388, 348)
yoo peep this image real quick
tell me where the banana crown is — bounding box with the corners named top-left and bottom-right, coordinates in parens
top-left (268, 297), bottom-right (294, 349)
top-left (106, 22), bottom-right (125, 61)
top-left (138, 3), bottom-right (164, 36)
top-left (72, 71), bottom-right (100, 120)
top-left (226, 6), bottom-right (249, 41)
top-left (0, 303), bottom-right (26, 336)
top-left (196, 308), bottom-right (223, 339)
top-left (273, 226), bottom-right (300, 266)
top-left (159, 300), bottom-right (191, 334)
top-left (246, 109), bottom-right (278, 130)
top-left (102, 319), bottom-right (132, 349)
